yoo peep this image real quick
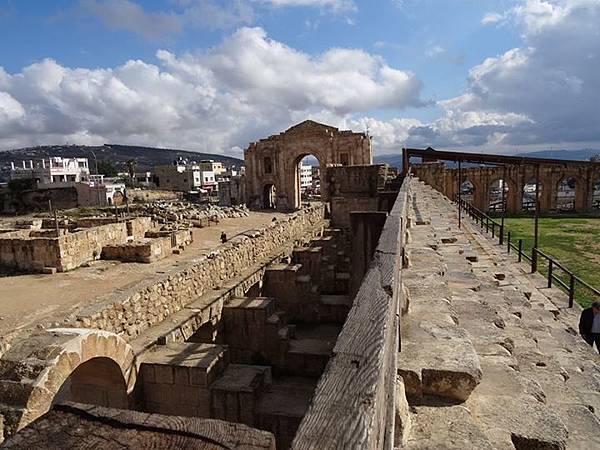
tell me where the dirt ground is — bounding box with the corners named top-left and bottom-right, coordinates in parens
top-left (0, 211), bottom-right (286, 335)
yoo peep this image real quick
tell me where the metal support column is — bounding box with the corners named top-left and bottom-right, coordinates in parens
top-left (458, 159), bottom-right (462, 229)
top-left (500, 165), bottom-right (507, 245)
top-left (532, 164), bottom-right (540, 273)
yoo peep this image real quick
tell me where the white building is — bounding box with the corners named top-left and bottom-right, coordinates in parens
top-left (300, 164), bottom-right (312, 190)
top-left (199, 160), bottom-right (226, 176)
top-left (155, 163), bottom-right (217, 193)
top-left (10, 157), bottom-right (90, 184)
top-left (89, 175), bottom-right (126, 205)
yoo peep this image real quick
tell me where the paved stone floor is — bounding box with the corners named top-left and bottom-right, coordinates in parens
top-left (400, 180), bottom-right (600, 450)
top-left (0, 211), bottom-right (285, 337)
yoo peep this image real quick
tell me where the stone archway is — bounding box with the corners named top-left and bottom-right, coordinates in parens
top-left (488, 178), bottom-right (509, 213)
top-left (556, 176), bottom-right (577, 212)
top-left (291, 152), bottom-right (323, 209)
top-left (245, 120), bottom-right (372, 210)
top-left (0, 328), bottom-right (137, 439)
top-left (460, 180), bottom-right (475, 204)
top-left (522, 178), bottom-right (543, 211)
top-left (593, 179), bottom-right (600, 210)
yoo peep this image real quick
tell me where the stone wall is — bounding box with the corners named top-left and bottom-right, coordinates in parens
top-left (326, 165), bottom-right (398, 228)
top-left (126, 216), bottom-right (153, 238)
top-left (293, 176), bottom-right (409, 449)
top-left (56, 222), bottom-right (129, 271)
top-left (66, 204), bottom-right (325, 340)
top-left (0, 235), bottom-right (60, 272)
top-left (330, 197), bottom-right (380, 228)
top-left (101, 229), bottom-right (192, 263)
top-left (0, 217), bottom-right (153, 272)
top-left (129, 189), bottom-right (182, 203)
top-left (412, 161), bottom-right (600, 214)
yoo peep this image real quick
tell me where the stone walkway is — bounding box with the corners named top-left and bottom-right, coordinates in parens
top-left (399, 180), bottom-right (600, 450)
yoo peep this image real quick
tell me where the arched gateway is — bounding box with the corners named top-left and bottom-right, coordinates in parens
top-left (0, 328), bottom-right (137, 439)
top-left (245, 120), bottom-right (373, 210)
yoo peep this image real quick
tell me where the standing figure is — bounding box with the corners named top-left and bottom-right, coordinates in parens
top-left (579, 301), bottom-right (600, 353)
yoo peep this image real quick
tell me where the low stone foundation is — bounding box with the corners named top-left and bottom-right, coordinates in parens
top-left (62, 204), bottom-right (325, 340)
top-left (0, 217), bottom-right (154, 273)
top-left (101, 229), bottom-right (193, 263)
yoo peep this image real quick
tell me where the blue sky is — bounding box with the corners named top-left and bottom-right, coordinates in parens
top-left (0, 0), bottom-right (598, 155)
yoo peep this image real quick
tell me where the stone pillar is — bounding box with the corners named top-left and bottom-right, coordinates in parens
top-left (506, 178), bottom-right (521, 214)
top-left (473, 179), bottom-right (486, 211)
top-left (349, 211), bottom-right (387, 298)
top-left (576, 172), bottom-right (590, 212)
top-left (539, 172), bottom-right (553, 213)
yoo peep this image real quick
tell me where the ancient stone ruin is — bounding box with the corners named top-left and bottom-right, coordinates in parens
top-left (0, 123), bottom-right (598, 449)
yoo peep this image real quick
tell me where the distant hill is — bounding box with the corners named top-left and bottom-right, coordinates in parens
top-left (515, 149), bottom-right (600, 161)
top-left (0, 144), bottom-right (243, 182)
top-left (374, 153), bottom-right (403, 169)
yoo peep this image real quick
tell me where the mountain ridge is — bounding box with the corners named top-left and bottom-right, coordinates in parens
top-left (0, 144), bottom-right (244, 182)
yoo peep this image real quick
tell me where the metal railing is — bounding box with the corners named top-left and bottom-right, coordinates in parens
top-left (457, 197), bottom-right (600, 308)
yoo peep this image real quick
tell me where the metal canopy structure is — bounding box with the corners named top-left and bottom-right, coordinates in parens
top-left (401, 146), bottom-right (600, 277)
top-left (402, 147), bottom-right (600, 171)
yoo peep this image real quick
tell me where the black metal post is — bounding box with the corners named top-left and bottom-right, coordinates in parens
top-left (458, 159), bottom-right (462, 229)
top-left (518, 239), bottom-right (523, 262)
top-left (568, 275), bottom-right (575, 308)
top-left (507, 231), bottom-right (511, 253)
top-left (532, 164), bottom-right (540, 273)
top-left (547, 260), bottom-right (553, 288)
top-left (500, 165), bottom-right (507, 245)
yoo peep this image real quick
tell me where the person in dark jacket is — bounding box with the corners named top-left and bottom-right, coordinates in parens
top-left (579, 301), bottom-right (600, 352)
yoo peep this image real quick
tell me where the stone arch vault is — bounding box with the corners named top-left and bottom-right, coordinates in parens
top-left (0, 328), bottom-right (137, 439)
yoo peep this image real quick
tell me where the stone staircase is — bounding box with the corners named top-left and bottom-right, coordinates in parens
top-left (397, 180), bottom-right (600, 449)
top-left (134, 228), bottom-right (353, 449)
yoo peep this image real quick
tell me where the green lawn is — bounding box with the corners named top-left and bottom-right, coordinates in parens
top-left (502, 217), bottom-right (600, 308)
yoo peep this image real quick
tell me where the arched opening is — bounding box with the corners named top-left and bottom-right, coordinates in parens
top-left (263, 183), bottom-right (277, 209)
top-left (295, 154), bottom-right (321, 207)
top-left (593, 179), bottom-right (600, 210)
top-left (556, 177), bottom-right (576, 212)
top-left (488, 179), bottom-right (508, 212)
top-left (522, 179), bottom-right (542, 211)
top-left (52, 357), bottom-right (129, 409)
top-left (460, 180), bottom-right (475, 204)
top-left (298, 155), bottom-right (320, 202)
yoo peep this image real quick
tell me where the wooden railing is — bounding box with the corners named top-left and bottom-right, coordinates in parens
top-left (292, 177), bottom-right (410, 449)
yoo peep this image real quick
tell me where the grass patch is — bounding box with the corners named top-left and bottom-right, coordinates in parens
top-left (503, 217), bottom-right (600, 308)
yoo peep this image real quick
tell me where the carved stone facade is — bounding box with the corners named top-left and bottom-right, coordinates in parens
top-left (413, 161), bottom-right (600, 214)
top-left (244, 120), bottom-right (372, 210)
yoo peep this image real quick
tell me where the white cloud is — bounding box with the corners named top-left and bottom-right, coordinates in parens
top-left (0, 27), bottom-right (422, 155)
top-left (403, 0), bottom-right (600, 149)
top-left (80, 0), bottom-right (182, 39)
top-left (256, 0), bottom-right (356, 13)
top-left (425, 45), bottom-right (445, 58)
top-left (349, 116), bottom-right (422, 151)
top-left (481, 11), bottom-right (504, 24)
